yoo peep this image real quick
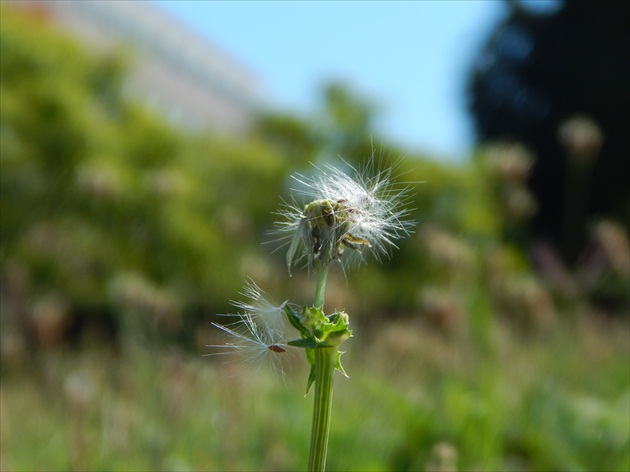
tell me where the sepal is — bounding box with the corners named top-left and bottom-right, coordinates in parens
top-left (305, 363), bottom-right (316, 394)
top-left (335, 351), bottom-right (349, 378)
top-left (283, 303), bottom-right (352, 392)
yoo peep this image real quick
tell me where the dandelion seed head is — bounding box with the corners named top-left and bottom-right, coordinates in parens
top-left (274, 157), bottom-right (416, 272)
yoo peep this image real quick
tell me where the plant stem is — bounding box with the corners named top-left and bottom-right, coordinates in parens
top-left (310, 266), bottom-right (333, 471)
top-left (308, 347), bottom-right (336, 472)
top-left (313, 267), bottom-right (328, 309)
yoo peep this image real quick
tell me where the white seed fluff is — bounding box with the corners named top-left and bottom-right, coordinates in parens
top-left (275, 158), bottom-right (416, 271)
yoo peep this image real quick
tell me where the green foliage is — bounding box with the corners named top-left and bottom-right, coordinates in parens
top-left (0, 7), bottom-right (289, 321)
top-left (2, 313), bottom-right (627, 471)
top-left (0, 5), bottom-right (534, 333)
top-left (255, 112), bottom-right (319, 165)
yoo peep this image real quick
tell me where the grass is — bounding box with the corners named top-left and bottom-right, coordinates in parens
top-left (1, 306), bottom-right (628, 471)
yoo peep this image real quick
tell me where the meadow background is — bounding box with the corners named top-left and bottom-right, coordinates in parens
top-left (1, 5), bottom-right (629, 471)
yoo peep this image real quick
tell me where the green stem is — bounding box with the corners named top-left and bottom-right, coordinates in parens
top-left (308, 347), bottom-right (336, 472)
top-left (313, 267), bottom-right (328, 309)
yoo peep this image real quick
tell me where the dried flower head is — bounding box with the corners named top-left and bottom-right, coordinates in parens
top-left (275, 158), bottom-right (415, 273)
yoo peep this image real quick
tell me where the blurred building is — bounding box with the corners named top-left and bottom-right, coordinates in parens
top-left (10, 0), bottom-right (265, 135)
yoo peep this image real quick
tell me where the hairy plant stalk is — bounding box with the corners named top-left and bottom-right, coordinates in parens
top-left (308, 347), bottom-right (336, 472)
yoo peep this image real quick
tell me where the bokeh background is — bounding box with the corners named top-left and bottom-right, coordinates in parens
top-left (1, 1), bottom-right (628, 471)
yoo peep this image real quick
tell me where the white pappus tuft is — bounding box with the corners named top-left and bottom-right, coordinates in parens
top-left (274, 157), bottom-right (416, 273)
top-left (205, 279), bottom-right (298, 375)
top-left (229, 277), bottom-right (291, 334)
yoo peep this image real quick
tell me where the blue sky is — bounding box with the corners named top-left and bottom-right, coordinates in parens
top-left (153, 1), bottom-right (506, 160)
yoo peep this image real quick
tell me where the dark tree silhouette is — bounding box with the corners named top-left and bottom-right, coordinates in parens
top-left (468, 0), bottom-right (630, 264)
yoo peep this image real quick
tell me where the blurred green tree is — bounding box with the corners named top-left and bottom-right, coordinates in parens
top-left (1, 4), bottom-right (569, 348)
top-left (0, 7), bottom-right (289, 343)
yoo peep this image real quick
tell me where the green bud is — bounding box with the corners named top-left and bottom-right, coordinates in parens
top-left (283, 303), bottom-right (352, 393)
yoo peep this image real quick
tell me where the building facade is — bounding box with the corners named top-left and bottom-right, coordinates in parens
top-left (10, 0), bottom-right (265, 135)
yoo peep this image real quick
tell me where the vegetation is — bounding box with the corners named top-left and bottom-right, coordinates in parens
top-left (2, 312), bottom-right (628, 471)
top-left (1, 6), bottom-right (628, 472)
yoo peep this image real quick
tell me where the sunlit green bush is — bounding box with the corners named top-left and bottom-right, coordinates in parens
top-left (1, 7), bottom-right (290, 334)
